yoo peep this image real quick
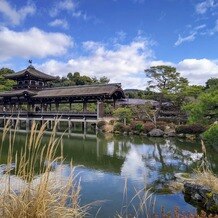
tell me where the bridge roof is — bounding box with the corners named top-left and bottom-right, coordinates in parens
top-left (0, 83), bottom-right (125, 101)
top-left (34, 83), bottom-right (124, 99)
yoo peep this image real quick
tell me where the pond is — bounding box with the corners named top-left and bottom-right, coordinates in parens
top-left (0, 131), bottom-right (217, 217)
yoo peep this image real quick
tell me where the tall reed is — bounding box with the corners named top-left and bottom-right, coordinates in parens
top-left (0, 118), bottom-right (88, 218)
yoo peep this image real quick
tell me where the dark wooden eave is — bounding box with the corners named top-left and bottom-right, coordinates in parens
top-left (0, 89), bottom-right (37, 97)
top-left (4, 65), bottom-right (56, 81)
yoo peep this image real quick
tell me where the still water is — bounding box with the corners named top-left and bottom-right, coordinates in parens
top-left (0, 131), bottom-right (218, 217)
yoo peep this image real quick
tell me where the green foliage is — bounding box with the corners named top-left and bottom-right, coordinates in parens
top-left (97, 120), bottom-right (107, 129)
top-left (113, 107), bottom-right (132, 123)
top-left (175, 124), bottom-right (206, 134)
top-left (145, 65), bottom-right (189, 108)
top-left (143, 122), bottom-right (156, 133)
top-left (130, 121), bottom-right (144, 132)
top-left (113, 122), bottom-right (126, 132)
top-left (205, 78), bottom-right (218, 90)
top-left (54, 72), bottom-right (110, 87)
top-left (0, 68), bottom-right (16, 92)
top-left (183, 89), bottom-right (218, 124)
top-left (203, 123), bottom-right (218, 146)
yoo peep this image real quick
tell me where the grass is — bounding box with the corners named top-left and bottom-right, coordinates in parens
top-left (0, 118), bottom-right (88, 218)
top-left (191, 140), bottom-right (218, 193)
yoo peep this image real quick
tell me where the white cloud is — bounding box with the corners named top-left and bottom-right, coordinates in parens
top-left (0, 27), bottom-right (72, 61)
top-left (0, 0), bottom-right (35, 25)
top-left (196, 0), bottom-right (216, 14)
top-left (177, 58), bottom-right (218, 84)
top-left (194, 24), bottom-right (206, 30)
top-left (174, 33), bottom-right (196, 46)
top-left (50, 0), bottom-right (88, 20)
top-left (50, 0), bottom-right (75, 17)
top-left (209, 19), bottom-right (218, 35)
top-left (49, 19), bottom-right (69, 29)
top-left (37, 38), bottom-right (154, 89)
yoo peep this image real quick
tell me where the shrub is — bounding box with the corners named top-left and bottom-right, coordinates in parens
top-left (144, 122), bottom-right (155, 133)
top-left (175, 124), bottom-right (206, 134)
top-left (113, 122), bottom-right (126, 132)
top-left (156, 121), bottom-right (167, 131)
top-left (203, 123), bottom-right (218, 146)
top-left (130, 121), bottom-right (144, 133)
top-left (113, 107), bottom-right (132, 124)
top-left (109, 119), bottom-right (116, 125)
top-left (97, 120), bottom-right (107, 128)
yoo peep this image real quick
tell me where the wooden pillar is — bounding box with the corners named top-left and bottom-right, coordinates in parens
top-left (97, 101), bottom-right (104, 119)
top-left (69, 102), bottom-right (72, 111)
top-left (32, 104), bottom-right (35, 112)
top-left (41, 103), bottom-right (43, 112)
top-left (55, 102), bottom-right (59, 112)
top-left (26, 118), bottom-right (30, 131)
top-left (83, 118), bottom-right (87, 135)
top-left (68, 119), bottom-right (71, 134)
top-left (50, 120), bottom-right (53, 129)
top-left (83, 101), bottom-right (87, 112)
top-left (17, 119), bottom-right (20, 130)
top-left (27, 103), bottom-right (31, 112)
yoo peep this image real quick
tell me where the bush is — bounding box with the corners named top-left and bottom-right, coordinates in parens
top-left (144, 122), bottom-right (155, 133)
top-left (113, 122), bottom-right (126, 133)
top-left (109, 119), bottom-right (116, 125)
top-left (203, 123), bottom-right (218, 146)
top-left (113, 107), bottom-right (132, 123)
top-left (175, 124), bottom-right (206, 134)
top-left (97, 120), bottom-right (107, 128)
top-left (156, 121), bottom-right (167, 131)
top-left (130, 121), bottom-right (144, 133)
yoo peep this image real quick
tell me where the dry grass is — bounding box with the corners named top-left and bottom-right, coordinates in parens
top-left (191, 140), bottom-right (218, 193)
top-left (0, 118), bottom-right (88, 218)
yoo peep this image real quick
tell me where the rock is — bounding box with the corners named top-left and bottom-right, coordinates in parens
top-left (183, 182), bottom-right (218, 213)
top-left (185, 134), bottom-right (196, 141)
top-left (177, 133), bottom-right (186, 138)
top-left (148, 128), bottom-right (164, 137)
top-left (165, 129), bottom-right (176, 137)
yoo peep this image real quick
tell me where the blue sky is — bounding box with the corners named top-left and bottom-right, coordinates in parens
top-left (0, 0), bottom-right (218, 89)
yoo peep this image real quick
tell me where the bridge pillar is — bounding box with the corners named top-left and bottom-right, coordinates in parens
top-left (97, 101), bottom-right (104, 119)
top-left (68, 119), bottom-right (72, 134)
top-left (83, 101), bottom-right (88, 112)
top-left (16, 119), bottom-right (20, 130)
top-left (26, 118), bottom-right (30, 131)
top-left (81, 118), bottom-right (87, 135)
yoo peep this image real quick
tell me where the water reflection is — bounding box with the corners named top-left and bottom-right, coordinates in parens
top-left (0, 132), bottom-right (217, 217)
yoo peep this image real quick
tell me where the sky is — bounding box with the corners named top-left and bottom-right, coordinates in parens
top-left (0, 0), bottom-right (218, 89)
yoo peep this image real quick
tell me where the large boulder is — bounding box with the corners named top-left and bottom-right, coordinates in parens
top-left (148, 128), bottom-right (164, 137)
top-left (183, 183), bottom-right (218, 213)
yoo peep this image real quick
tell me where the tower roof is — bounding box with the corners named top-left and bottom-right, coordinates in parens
top-left (4, 65), bottom-right (56, 81)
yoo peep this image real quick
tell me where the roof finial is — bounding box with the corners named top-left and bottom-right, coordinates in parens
top-left (28, 60), bottom-right (34, 69)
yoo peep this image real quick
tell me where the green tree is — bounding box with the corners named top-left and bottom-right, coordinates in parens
top-left (184, 89), bottom-right (218, 125)
top-left (113, 107), bottom-right (132, 124)
top-left (0, 68), bottom-right (16, 92)
top-left (205, 78), bottom-right (218, 90)
top-left (144, 65), bottom-right (188, 109)
top-left (99, 76), bottom-right (110, 84)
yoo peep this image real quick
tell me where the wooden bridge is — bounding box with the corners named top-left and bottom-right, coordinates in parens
top-left (0, 65), bottom-right (125, 134)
